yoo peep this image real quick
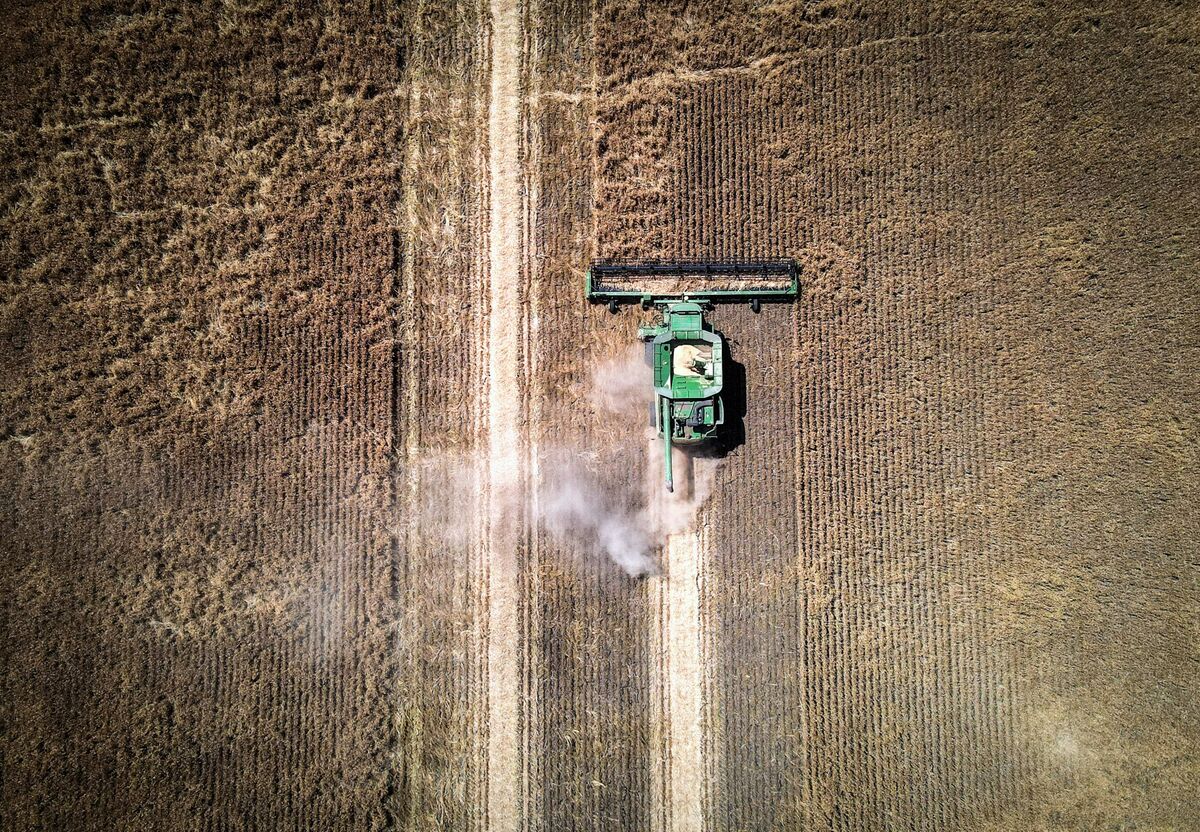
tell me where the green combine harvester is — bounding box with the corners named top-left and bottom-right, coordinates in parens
top-left (586, 260), bottom-right (799, 492)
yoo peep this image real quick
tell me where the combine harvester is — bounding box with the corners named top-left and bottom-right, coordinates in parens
top-left (586, 260), bottom-right (799, 492)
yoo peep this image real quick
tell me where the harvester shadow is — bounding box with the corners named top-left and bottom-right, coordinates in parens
top-left (716, 340), bottom-right (747, 456)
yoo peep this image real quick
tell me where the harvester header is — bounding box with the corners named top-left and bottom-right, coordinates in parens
top-left (586, 259), bottom-right (798, 313)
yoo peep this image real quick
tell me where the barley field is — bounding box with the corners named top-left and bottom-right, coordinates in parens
top-left (2, 1), bottom-right (1197, 830)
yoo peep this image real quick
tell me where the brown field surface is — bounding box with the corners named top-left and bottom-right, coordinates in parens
top-left (2, 1), bottom-right (1197, 830)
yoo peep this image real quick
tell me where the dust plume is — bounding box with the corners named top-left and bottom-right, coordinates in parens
top-left (403, 347), bottom-right (719, 577)
top-left (590, 342), bottom-right (655, 416)
top-left (403, 451), bottom-right (486, 558)
top-left (532, 444), bottom-right (716, 578)
top-left (536, 452), bottom-right (658, 577)
top-left (530, 344), bottom-right (719, 576)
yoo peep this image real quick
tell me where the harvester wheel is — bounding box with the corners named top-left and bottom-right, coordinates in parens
top-left (608, 299), bottom-right (619, 314)
top-left (750, 297), bottom-right (761, 313)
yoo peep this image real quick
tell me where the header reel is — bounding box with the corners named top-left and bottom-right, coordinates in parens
top-left (585, 259), bottom-right (799, 314)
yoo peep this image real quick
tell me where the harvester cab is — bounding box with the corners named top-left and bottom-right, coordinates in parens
top-left (586, 260), bottom-right (799, 492)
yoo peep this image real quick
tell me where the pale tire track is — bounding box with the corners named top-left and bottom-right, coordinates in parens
top-left (666, 528), bottom-right (707, 832)
top-left (486, 0), bottom-right (525, 829)
top-left (650, 446), bottom-right (710, 832)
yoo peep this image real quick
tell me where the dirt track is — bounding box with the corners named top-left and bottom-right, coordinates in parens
top-left (2, 1), bottom-right (1198, 830)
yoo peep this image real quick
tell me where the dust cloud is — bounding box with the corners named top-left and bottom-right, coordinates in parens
top-left (536, 454), bottom-right (658, 577)
top-left (404, 347), bottom-right (718, 577)
top-left (538, 346), bottom-right (718, 576)
top-left (590, 342), bottom-right (654, 415)
top-left (533, 442), bottom-right (715, 578)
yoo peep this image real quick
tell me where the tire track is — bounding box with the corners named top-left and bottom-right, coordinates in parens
top-left (648, 446), bottom-right (712, 832)
top-left (665, 525), bottom-right (708, 832)
top-left (486, 0), bottom-right (525, 829)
